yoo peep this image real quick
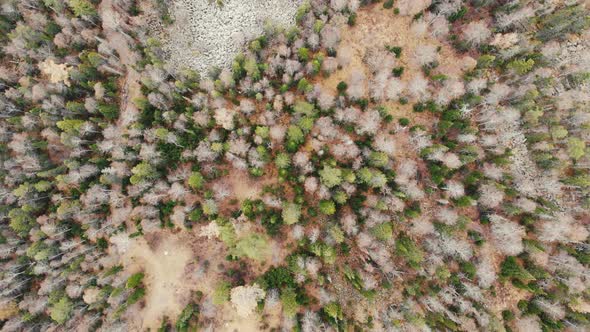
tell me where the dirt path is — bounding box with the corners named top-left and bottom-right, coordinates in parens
top-left (98, 0), bottom-right (142, 129)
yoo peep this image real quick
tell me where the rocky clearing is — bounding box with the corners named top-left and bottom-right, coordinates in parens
top-left (155, 0), bottom-right (303, 72)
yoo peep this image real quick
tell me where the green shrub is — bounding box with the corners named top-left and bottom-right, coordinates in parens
top-left (319, 165), bottom-right (343, 188)
top-left (280, 288), bottom-right (300, 317)
top-left (213, 281), bottom-right (231, 305)
top-left (337, 81), bottom-right (348, 94)
top-left (175, 303), bottom-right (199, 331)
top-left (386, 45), bottom-right (402, 58)
top-left (396, 233), bottom-right (424, 267)
top-left (68, 0), bottom-right (97, 17)
top-left (233, 233), bottom-right (270, 261)
top-left (97, 103), bottom-right (119, 120)
top-left (319, 200), bottom-right (336, 215)
top-left (500, 256), bottom-right (535, 283)
top-left (50, 297), bottom-right (73, 324)
top-left (127, 287), bottom-right (146, 305)
top-left (348, 13), bottom-right (357, 26)
top-left (282, 202), bottom-right (302, 225)
top-left (261, 266), bottom-right (295, 289)
top-left (448, 6), bottom-right (467, 22)
top-left (323, 302), bottom-right (343, 322)
top-left (126, 272), bottom-right (145, 289)
top-left (371, 222), bottom-right (393, 241)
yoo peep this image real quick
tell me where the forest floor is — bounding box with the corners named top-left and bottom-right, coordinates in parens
top-left (323, 4), bottom-right (472, 125)
top-left (216, 301), bottom-right (283, 331)
top-left (227, 170), bottom-right (273, 202)
top-left (100, 1), bottom-right (521, 330)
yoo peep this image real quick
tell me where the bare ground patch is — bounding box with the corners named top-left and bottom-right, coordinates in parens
top-left (323, 3), bottom-right (471, 125)
top-left (213, 296), bottom-right (284, 332)
top-left (111, 221), bottom-right (290, 329)
top-left (107, 228), bottom-right (229, 330)
top-left (114, 231), bottom-right (196, 330)
top-left (227, 170), bottom-right (271, 202)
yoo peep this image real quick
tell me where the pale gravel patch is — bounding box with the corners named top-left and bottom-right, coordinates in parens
top-left (163, 0), bottom-right (303, 73)
top-left (38, 59), bottom-right (71, 86)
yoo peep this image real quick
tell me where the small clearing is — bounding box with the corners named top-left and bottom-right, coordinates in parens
top-left (114, 231), bottom-right (196, 330)
top-left (227, 170), bottom-right (275, 202)
top-left (325, 4), bottom-right (470, 91)
top-left (112, 227), bottom-right (233, 330)
top-left (154, 0), bottom-right (303, 72)
top-left (215, 299), bottom-right (283, 331)
top-left (323, 3), bottom-right (472, 127)
top-left (218, 303), bottom-right (264, 332)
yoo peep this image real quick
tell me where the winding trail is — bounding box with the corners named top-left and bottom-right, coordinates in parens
top-left (98, 0), bottom-right (142, 129)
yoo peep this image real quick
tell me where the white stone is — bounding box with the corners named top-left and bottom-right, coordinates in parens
top-left (162, 0), bottom-right (303, 72)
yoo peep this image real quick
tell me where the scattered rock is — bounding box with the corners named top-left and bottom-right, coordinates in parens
top-left (158, 0), bottom-right (303, 72)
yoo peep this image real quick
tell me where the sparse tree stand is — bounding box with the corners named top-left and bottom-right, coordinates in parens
top-left (1, 0), bottom-right (590, 330)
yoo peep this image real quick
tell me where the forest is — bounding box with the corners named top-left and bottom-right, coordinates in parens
top-left (0, 0), bottom-right (590, 331)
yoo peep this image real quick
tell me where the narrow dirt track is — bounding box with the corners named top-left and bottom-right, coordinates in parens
top-left (98, 0), bottom-right (142, 129)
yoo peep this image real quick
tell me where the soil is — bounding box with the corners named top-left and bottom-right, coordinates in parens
top-left (217, 303), bottom-right (265, 332)
top-left (227, 170), bottom-right (276, 202)
top-left (112, 226), bottom-right (236, 330)
top-left (117, 231), bottom-right (197, 330)
top-left (215, 293), bottom-right (284, 332)
top-left (0, 301), bottom-right (18, 320)
top-left (323, 4), bottom-right (468, 97)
